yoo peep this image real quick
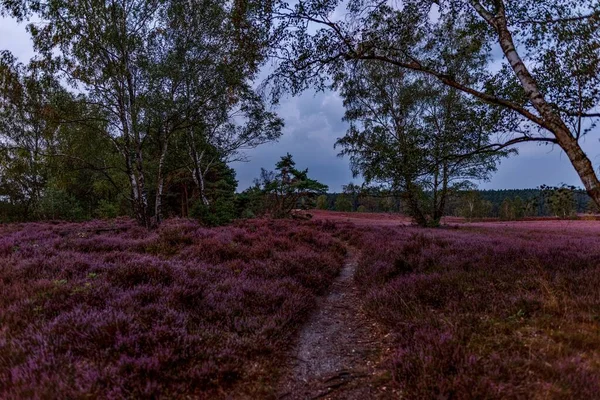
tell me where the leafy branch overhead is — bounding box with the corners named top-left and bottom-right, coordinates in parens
top-left (269, 0), bottom-right (600, 210)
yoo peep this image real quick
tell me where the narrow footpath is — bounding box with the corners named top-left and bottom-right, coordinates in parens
top-left (277, 249), bottom-right (397, 399)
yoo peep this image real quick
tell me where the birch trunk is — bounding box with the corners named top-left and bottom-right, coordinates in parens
top-left (154, 140), bottom-right (169, 224)
top-left (475, 2), bottom-right (600, 208)
top-left (188, 137), bottom-right (210, 206)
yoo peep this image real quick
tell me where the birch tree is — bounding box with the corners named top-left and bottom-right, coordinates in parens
top-left (184, 87), bottom-right (283, 207)
top-left (337, 60), bottom-right (502, 226)
top-left (1, 0), bottom-right (281, 226)
top-left (0, 52), bottom-right (61, 218)
top-left (270, 0), bottom-right (600, 209)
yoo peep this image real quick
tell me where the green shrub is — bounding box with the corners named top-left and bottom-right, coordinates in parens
top-left (240, 208), bottom-right (256, 219)
top-left (335, 195), bottom-right (352, 212)
top-left (36, 187), bottom-right (86, 221)
top-left (94, 200), bottom-right (119, 219)
top-left (316, 195), bottom-right (329, 210)
top-left (190, 198), bottom-right (235, 226)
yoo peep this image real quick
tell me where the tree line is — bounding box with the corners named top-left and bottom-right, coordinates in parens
top-left (1, 0), bottom-right (600, 227)
top-left (315, 185), bottom-right (597, 219)
top-left (0, 0), bottom-right (282, 227)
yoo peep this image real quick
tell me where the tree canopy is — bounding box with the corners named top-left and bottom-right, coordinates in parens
top-left (337, 57), bottom-right (504, 225)
top-left (258, 153), bottom-right (328, 218)
top-left (0, 0), bottom-right (282, 226)
top-left (269, 0), bottom-right (600, 210)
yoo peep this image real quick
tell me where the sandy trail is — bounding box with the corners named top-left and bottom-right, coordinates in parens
top-left (277, 249), bottom-right (395, 400)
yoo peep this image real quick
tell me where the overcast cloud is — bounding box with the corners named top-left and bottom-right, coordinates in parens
top-left (2, 16), bottom-right (599, 192)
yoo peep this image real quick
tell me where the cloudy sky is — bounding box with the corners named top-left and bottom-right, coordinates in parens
top-left (2, 16), bottom-right (599, 192)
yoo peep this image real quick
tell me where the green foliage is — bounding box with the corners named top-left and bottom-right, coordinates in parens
top-left (316, 194), bottom-right (329, 210)
top-left (457, 191), bottom-right (493, 220)
top-left (513, 196), bottom-right (525, 220)
top-left (94, 200), bottom-right (119, 220)
top-left (342, 182), bottom-right (361, 211)
top-left (587, 199), bottom-right (600, 214)
top-left (542, 185), bottom-right (577, 219)
top-left (0, 0), bottom-right (281, 227)
top-left (496, 195), bottom-right (525, 221)
top-left (36, 186), bottom-right (85, 221)
top-left (499, 198), bottom-right (516, 221)
top-left (190, 161), bottom-right (238, 226)
top-left (523, 197), bottom-right (539, 217)
top-left (334, 195), bottom-right (353, 212)
top-left (235, 185), bottom-right (265, 219)
top-left (258, 153), bottom-right (328, 218)
top-left (190, 197), bottom-right (235, 227)
top-left (336, 58), bottom-right (503, 226)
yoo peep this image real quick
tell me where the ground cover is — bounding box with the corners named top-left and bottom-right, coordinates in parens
top-left (0, 218), bottom-right (345, 398)
top-left (354, 219), bottom-right (600, 399)
top-left (2, 212), bottom-right (599, 399)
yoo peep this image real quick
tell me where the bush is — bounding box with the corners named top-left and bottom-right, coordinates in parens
top-left (94, 200), bottom-right (119, 219)
top-left (316, 195), bottom-right (329, 210)
top-left (240, 208), bottom-right (256, 219)
top-left (190, 198), bottom-right (235, 226)
top-left (235, 187), bottom-right (266, 218)
top-left (335, 195), bottom-right (352, 212)
top-left (36, 187), bottom-right (86, 221)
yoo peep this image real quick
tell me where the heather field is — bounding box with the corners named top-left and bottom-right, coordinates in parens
top-left (353, 219), bottom-right (600, 399)
top-left (0, 218), bottom-right (346, 398)
top-left (1, 215), bottom-right (600, 399)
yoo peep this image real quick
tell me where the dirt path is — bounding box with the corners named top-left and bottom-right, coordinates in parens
top-left (277, 249), bottom-right (396, 400)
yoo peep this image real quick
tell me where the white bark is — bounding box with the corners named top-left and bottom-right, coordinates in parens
top-left (471, 0), bottom-right (600, 207)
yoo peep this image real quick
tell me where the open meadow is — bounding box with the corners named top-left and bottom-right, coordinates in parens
top-left (2, 1), bottom-right (600, 398)
top-left (1, 212), bottom-right (599, 398)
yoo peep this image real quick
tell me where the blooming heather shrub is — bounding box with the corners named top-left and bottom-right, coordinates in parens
top-left (355, 221), bottom-right (600, 399)
top-left (0, 218), bottom-right (345, 398)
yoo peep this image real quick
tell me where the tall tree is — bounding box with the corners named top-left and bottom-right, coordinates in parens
top-left (0, 52), bottom-right (62, 218)
top-left (258, 153), bottom-right (328, 218)
top-left (457, 190), bottom-right (493, 220)
top-left (183, 88), bottom-right (283, 209)
top-left (1, 0), bottom-right (281, 226)
top-left (336, 60), bottom-right (502, 226)
top-left (270, 0), bottom-right (600, 209)
top-left (542, 184), bottom-right (577, 219)
top-left (342, 182), bottom-right (361, 211)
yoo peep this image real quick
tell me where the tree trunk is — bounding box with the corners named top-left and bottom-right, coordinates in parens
top-left (403, 182), bottom-right (428, 227)
top-left (198, 168), bottom-right (209, 206)
top-left (488, 6), bottom-right (600, 209)
top-left (187, 131), bottom-right (210, 207)
top-left (154, 140), bottom-right (169, 224)
top-left (118, 79), bottom-right (149, 228)
top-left (121, 119), bottom-right (144, 227)
top-left (126, 161), bottom-right (148, 227)
top-left (432, 162), bottom-right (449, 226)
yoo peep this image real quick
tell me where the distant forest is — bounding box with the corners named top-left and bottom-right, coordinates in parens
top-left (319, 187), bottom-right (597, 219)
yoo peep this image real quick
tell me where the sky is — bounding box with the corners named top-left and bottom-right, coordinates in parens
top-left (2, 16), bottom-right (599, 192)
